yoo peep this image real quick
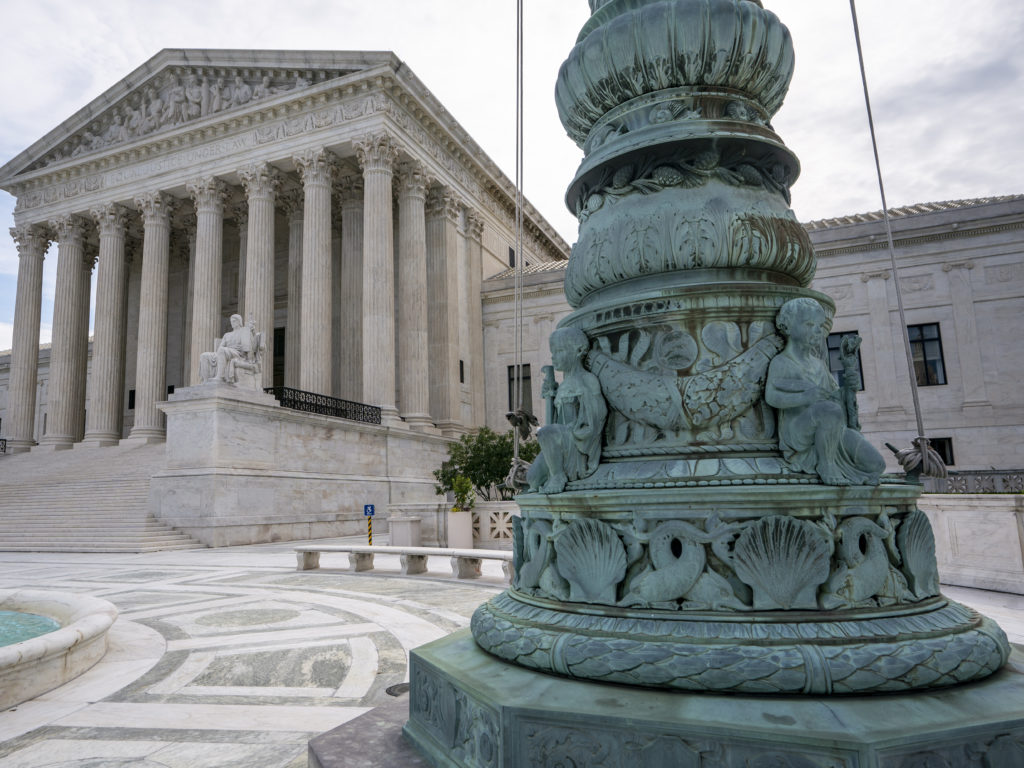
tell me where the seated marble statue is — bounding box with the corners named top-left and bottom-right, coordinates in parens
top-left (527, 328), bottom-right (607, 494)
top-left (199, 313), bottom-right (262, 388)
top-left (765, 298), bottom-right (885, 486)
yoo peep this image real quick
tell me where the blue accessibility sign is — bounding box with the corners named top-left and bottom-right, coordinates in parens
top-left (364, 504), bottom-right (375, 517)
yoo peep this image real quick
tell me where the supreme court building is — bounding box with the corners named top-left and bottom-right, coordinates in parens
top-left (0, 49), bottom-right (568, 450)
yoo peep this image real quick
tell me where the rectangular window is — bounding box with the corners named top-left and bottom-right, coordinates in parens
top-left (128, 389), bottom-right (135, 410)
top-left (507, 363), bottom-right (533, 415)
top-left (826, 332), bottom-right (864, 391)
top-left (508, 246), bottom-right (516, 268)
top-left (930, 437), bottom-right (955, 466)
top-left (167, 385), bottom-right (175, 396)
top-left (907, 323), bottom-right (947, 386)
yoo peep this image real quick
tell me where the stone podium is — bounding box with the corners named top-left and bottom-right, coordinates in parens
top-left (402, 1), bottom-right (1024, 765)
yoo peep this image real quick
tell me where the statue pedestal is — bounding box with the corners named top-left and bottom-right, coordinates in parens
top-left (403, 628), bottom-right (1024, 767)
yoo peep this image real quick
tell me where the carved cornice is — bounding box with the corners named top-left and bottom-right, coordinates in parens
top-left (49, 214), bottom-right (90, 244)
top-left (91, 202), bottom-right (131, 236)
top-left (354, 133), bottom-right (399, 175)
top-left (238, 162), bottom-right (283, 200)
top-left (10, 224), bottom-right (51, 258)
top-left (187, 177), bottom-right (229, 213)
top-left (294, 148), bottom-right (339, 188)
top-left (134, 191), bottom-right (177, 225)
top-left (815, 221), bottom-right (1024, 259)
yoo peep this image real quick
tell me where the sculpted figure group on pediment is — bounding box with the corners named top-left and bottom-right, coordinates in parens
top-left (38, 69), bottom-right (327, 169)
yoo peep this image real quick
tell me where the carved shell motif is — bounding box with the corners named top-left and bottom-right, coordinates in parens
top-left (553, 518), bottom-right (627, 604)
top-left (897, 509), bottom-right (940, 599)
top-left (733, 516), bottom-right (830, 610)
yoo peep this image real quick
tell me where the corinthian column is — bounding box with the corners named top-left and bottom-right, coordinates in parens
top-left (465, 209), bottom-right (486, 426)
top-left (186, 177), bottom-right (228, 384)
top-left (5, 225), bottom-right (50, 451)
top-left (294, 148), bottom-right (337, 395)
top-left (73, 244), bottom-right (97, 443)
top-left (232, 203), bottom-right (248, 315)
top-left (396, 161), bottom-right (432, 428)
top-left (39, 215), bottom-right (89, 449)
top-left (281, 189), bottom-right (304, 389)
top-left (83, 203), bottom-right (131, 445)
top-left (128, 192), bottom-right (175, 441)
top-left (337, 173), bottom-right (364, 402)
top-left (239, 162), bottom-right (282, 388)
top-left (425, 186), bottom-right (462, 433)
top-left (355, 134), bottom-right (399, 416)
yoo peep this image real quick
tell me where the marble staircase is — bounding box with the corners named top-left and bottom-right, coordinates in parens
top-left (0, 442), bottom-right (202, 552)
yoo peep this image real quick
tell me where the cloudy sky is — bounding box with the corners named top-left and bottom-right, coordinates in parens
top-left (0, 0), bottom-right (1021, 351)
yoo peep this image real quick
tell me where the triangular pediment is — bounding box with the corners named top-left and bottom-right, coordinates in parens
top-left (0, 49), bottom-right (399, 184)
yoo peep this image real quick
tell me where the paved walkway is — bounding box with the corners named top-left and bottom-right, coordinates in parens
top-left (0, 540), bottom-right (1021, 768)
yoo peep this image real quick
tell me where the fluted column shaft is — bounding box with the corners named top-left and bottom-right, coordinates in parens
top-left (187, 178), bottom-right (228, 385)
top-left (240, 163), bottom-right (281, 387)
top-left (338, 175), bottom-right (364, 402)
top-left (181, 216), bottom-right (197, 384)
top-left (84, 203), bottom-right (131, 444)
top-left (130, 192), bottom-right (175, 439)
top-left (281, 191), bottom-right (304, 389)
top-left (355, 134), bottom-right (399, 414)
top-left (233, 204), bottom-right (248, 315)
top-left (295, 149), bottom-right (337, 395)
top-left (425, 187), bottom-right (462, 432)
top-left (6, 226), bottom-right (50, 451)
top-left (396, 162), bottom-right (431, 426)
top-left (41, 215), bottom-right (89, 447)
top-left (73, 245), bottom-right (96, 442)
top-left (465, 210), bottom-right (486, 426)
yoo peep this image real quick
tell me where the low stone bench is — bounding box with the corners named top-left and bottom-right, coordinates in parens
top-left (295, 545), bottom-right (513, 582)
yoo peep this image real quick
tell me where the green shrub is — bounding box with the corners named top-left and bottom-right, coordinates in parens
top-left (433, 427), bottom-right (540, 501)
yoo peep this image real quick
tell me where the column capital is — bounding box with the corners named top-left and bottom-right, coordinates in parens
top-left (239, 162), bottom-right (283, 200)
top-left (187, 177), bottom-right (229, 213)
top-left (84, 242), bottom-right (99, 271)
top-left (465, 208), bottom-right (485, 242)
top-left (860, 270), bottom-right (891, 283)
top-left (134, 191), bottom-right (177, 225)
top-left (90, 202), bottom-right (132, 236)
top-left (231, 202), bottom-right (249, 227)
top-left (397, 160), bottom-right (430, 199)
top-left (294, 148), bottom-right (339, 187)
top-left (279, 188), bottom-right (304, 220)
top-left (49, 214), bottom-right (90, 244)
top-left (10, 224), bottom-right (51, 258)
top-left (426, 187), bottom-right (462, 223)
top-left (355, 133), bottom-right (399, 175)
top-left (336, 173), bottom-right (364, 207)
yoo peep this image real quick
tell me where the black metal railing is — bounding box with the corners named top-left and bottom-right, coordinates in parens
top-left (264, 387), bottom-right (381, 425)
top-left (924, 470), bottom-right (1024, 494)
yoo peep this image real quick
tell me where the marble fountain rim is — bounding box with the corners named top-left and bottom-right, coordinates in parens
top-left (0, 588), bottom-right (119, 710)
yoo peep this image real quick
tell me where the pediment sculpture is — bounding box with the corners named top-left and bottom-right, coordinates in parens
top-left (199, 313), bottom-right (264, 390)
top-left (33, 67), bottom-right (346, 170)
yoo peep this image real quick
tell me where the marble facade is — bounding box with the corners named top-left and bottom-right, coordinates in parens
top-left (0, 49), bottom-right (569, 452)
top-left (481, 195), bottom-right (1024, 474)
